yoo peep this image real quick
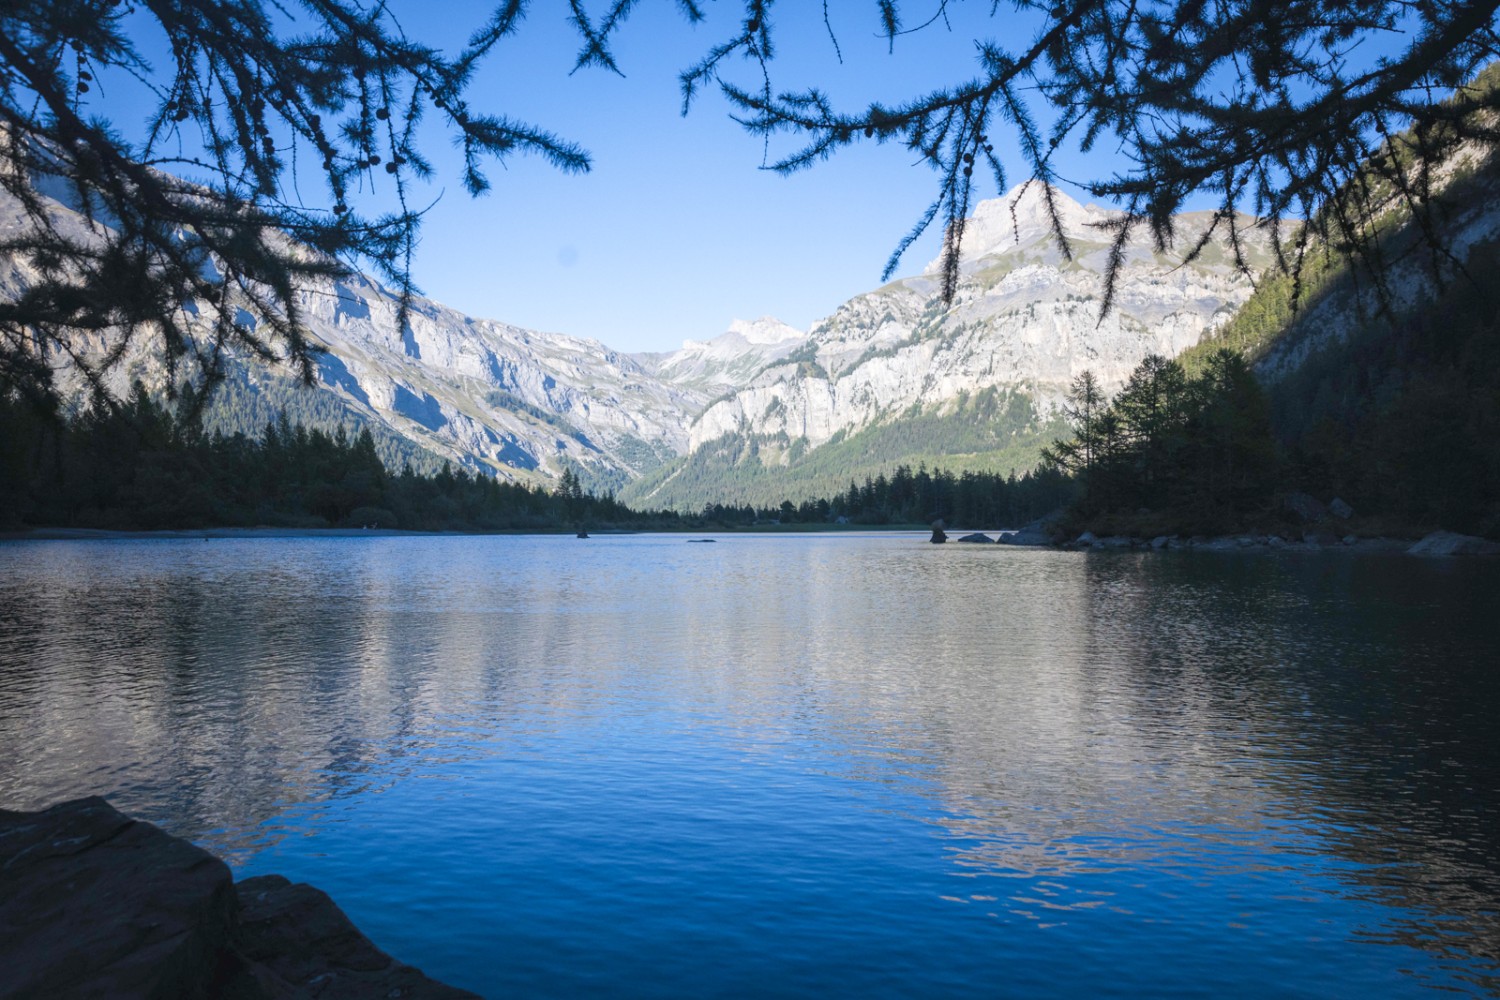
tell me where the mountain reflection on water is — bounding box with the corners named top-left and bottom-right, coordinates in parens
top-left (1, 534), bottom-right (1496, 997)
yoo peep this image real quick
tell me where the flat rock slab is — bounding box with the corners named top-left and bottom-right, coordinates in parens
top-left (0, 797), bottom-right (477, 1000)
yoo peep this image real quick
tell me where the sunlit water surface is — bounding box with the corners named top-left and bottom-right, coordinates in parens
top-left (1, 534), bottom-right (1497, 997)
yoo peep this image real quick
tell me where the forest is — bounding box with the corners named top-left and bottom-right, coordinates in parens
top-left (0, 385), bottom-right (653, 532)
top-left (0, 385), bottom-right (1070, 533)
top-left (1041, 350), bottom-right (1278, 537)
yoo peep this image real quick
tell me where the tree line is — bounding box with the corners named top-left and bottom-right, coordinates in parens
top-left (11, 331), bottom-right (1491, 538)
top-left (1041, 349), bottom-right (1277, 536)
top-left (695, 463), bottom-right (1072, 529)
top-left (0, 386), bottom-right (663, 532)
top-left (1, 386), bottom-right (1071, 533)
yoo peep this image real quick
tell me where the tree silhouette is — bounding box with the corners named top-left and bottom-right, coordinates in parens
top-left (1, 0), bottom-right (588, 409)
top-left (712, 2), bottom-right (1500, 311)
top-left (6, 1), bottom-right (1500, 413)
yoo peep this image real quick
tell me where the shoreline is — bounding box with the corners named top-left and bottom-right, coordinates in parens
top-left (3, 524), bottom-right (1496, 556)
top-left (0, 523), bottom-right (934, 542)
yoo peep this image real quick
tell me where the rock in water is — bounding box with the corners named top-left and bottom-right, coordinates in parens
top-left (930, 518), bottom-right (948, 544)
top-left (956, 532), bottom-right (994, 543)
top-left (999, 530), bottom-right (1050, 546)
top-left (0, 797), bottom-right (477, 999)
top-left (1407, 531), bottom-right (1498, 556)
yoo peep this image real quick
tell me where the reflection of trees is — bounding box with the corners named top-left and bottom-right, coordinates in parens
top-left (799, 549), bottom-right (1500, 985)
top-left (1, 537), bottom-right (1497, 986)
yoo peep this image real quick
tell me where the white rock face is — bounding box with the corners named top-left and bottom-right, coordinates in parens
top-left (291, 270), bottom-right (707, 478)
top-left (685, 184), bottom-right (1272, 455)
top-left (6, 178), bottom-right (1275, 491)
top-left (636, 317), bottom-right (808, 395)
top-left (0, 182), bottom-right (705, 483)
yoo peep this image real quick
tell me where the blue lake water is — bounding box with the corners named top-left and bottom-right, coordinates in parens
top-left (1, 533), bottom-right (1498, 997)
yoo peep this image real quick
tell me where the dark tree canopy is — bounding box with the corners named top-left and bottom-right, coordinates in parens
top-left (706, 1), bottom-right (1500, 305)
top-left (4, 0), bottom-right (1500, 409)
top-left (1, 0), bottom-right (588, 407)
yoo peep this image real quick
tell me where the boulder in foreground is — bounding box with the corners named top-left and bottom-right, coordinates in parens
top-left (0, 797), bottom-right (477, 999)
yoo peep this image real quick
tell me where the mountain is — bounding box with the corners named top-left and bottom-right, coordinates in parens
top-left (1, 181), bottom-right (714, 493)
top-left (620, 183), bottom-right (1275, 510)
top-left (283, 272), bottom-right (702, 489)
top-left (1175, 123), bottom-right (1500, 536)
top-left (634, 318), bottom-right (808, 395)
top-left (6, 177), bottom-right (1275, 514)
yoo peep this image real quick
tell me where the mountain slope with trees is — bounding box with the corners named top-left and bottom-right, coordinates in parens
top-left (622, 184), bottom-right (1269, 511)
top-left (1043, 82), bottom-right (1500, 540)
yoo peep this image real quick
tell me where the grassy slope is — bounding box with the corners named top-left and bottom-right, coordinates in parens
top-left (620, 387), bottom-right (1066, 511)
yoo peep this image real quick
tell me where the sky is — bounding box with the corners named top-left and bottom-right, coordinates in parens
top-left (350, 2), bottom-right (1076, 353)
top-left (87, 2), bottom-right (1415, 355)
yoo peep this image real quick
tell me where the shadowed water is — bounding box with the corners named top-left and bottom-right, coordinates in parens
top-left (1, 533), bottom-right (1497, 997)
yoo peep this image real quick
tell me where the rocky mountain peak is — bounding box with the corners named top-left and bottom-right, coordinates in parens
top-left (927, 183), bottom-right (1112, 270)
top-left (721, 317), bottom-right (806, 346)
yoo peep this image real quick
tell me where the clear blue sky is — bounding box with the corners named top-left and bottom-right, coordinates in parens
top-left (378, 2), bottom-right (1075, 353)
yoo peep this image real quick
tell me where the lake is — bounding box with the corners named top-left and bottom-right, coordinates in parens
top-left (1, 533), bottom-right (1497, 997)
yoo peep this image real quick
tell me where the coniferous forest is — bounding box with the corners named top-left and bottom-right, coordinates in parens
top-left (0, 384), bottom-right (1072, 533)
top-left (0, 386), bottom-right (651, 532)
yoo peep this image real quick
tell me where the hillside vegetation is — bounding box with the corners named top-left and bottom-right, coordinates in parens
top-left (621, 387), bottom-right (1067, 511)
top-left (1052, 74), bottom-right (1500, 539)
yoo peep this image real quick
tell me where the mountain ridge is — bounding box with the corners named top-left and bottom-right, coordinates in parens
top-left (6, 180), bottom-right (1272, 510)
top-left (621, 184), bottom-right (1273, 509)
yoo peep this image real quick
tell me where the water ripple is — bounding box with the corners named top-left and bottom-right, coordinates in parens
top-left (2, 534), bottom-right (1498, 997)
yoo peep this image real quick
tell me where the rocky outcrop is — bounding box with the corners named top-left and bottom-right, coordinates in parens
top-left (681, 184), bottom-right (1273, 460)
top-left (1407, 530), bottom-right (1500, 556)
top-left (0, 797), bottom-right (475, 1000)
top-left (233, 875), bottom-right (474, 999)
top-left (955, 532), bottom-right (994, 543)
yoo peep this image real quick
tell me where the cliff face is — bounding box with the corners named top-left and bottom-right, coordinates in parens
top-left (617, 185), bottom-right (1272, 509)
top-left (684, 184), bottom-right (1270, 456)
top-left (6, 178), bottom-right (1272, 505)
top-left (1, 184), bottom-right (709, 488)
